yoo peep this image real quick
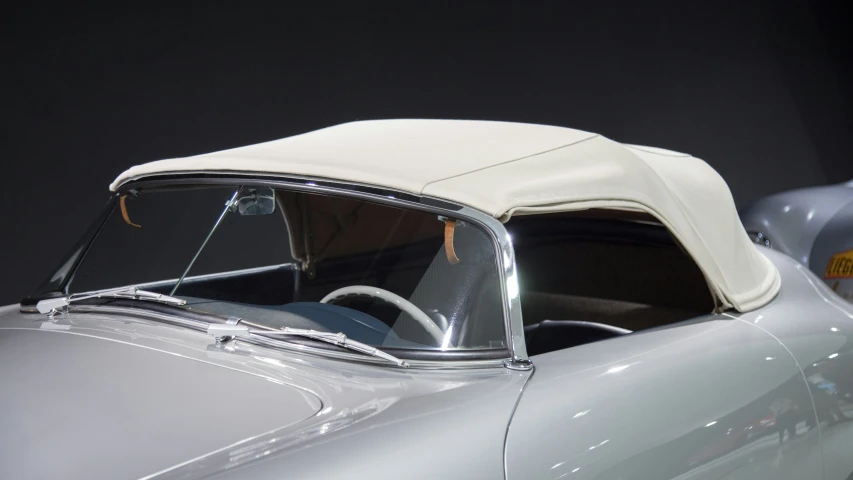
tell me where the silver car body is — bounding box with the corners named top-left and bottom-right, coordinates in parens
top-left (741, 180), bottom-right (853, 301)
top-left (3, 121), bottom-right (852, 479)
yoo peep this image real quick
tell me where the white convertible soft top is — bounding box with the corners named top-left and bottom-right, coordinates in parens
top-left (111, 119), bottom-right (780, 311)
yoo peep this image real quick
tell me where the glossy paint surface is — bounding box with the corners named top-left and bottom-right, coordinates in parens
top-left (730, 249), bottom-right (853, 480)
top-left (740, 181), bottom-right (853, 279)
top-left (506, 248), bottom-right (852, 480)
top-left (0, 327), bottom-right (321, 479)
top-left (0, 307), bottom-right (529, 479)
top-left (3, 217), bottom-right (853, 478)
top-left (811, 200), bottom-right (853, 301)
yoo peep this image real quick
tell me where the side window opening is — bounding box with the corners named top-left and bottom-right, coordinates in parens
top-left (507, 209), bottom-right (716, 356)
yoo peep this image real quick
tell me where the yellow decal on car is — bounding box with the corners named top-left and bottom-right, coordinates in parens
top-left (825, 249), bottom-right (853, 279)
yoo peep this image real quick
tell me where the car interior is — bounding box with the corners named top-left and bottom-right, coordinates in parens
top-left (145, 204), bottom-right (716, 356)
top-left (136, 189), bottom-right (506, 351)
top-left (506, 209), bottom-right (717, 356)
top-left (87, 186), bottom-right (715, 356)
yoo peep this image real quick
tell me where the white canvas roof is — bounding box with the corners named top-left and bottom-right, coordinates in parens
top-left (111, 119), bottom-right (780, 311)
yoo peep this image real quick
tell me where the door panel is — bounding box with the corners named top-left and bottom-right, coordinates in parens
top-left (505, 315), bottom-right (822, 479)
top-left (732, 251), bottom-right (853, 480)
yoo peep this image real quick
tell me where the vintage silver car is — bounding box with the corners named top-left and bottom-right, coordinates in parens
top-left (741, 180), bottom-right (853, 303)
top-left (3, 120), bottom-right (852, 479)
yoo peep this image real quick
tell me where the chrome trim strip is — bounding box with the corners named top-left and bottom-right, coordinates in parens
top-left (136, 262), bottom-right (298, 290)
top-left (503, 358), bottom-right (533, 371)
top-left (243, 333), bottom-right (508, 370)
top-left (465, 208), bottom-right (529, 363)
top-left (70, 305), bottom-right (211, 331)
top-left (117, 174), bottom-right (530, 365)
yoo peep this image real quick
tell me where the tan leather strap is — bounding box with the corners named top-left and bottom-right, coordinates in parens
top-left (120, 195), bottom-right (142, 228)
top-left (444, 220), bottom-right (460, 264)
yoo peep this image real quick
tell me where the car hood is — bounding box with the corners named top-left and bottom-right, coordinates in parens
top-left (0, 305), bottom-right (527, 479)
top-left (0, 307), bottom-right (322, 479)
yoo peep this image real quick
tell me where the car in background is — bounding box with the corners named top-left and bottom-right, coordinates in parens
top-left (2, 120), bottom-right (852, 479)
top-left (741, 180), bottom-right (853, 302)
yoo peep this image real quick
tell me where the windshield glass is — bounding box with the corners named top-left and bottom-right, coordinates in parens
top-left (60, 184), bottom-right (507, 354)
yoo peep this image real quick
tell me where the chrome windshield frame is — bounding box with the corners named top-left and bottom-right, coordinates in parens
top-left (90, 173), bottom-right (530, 367)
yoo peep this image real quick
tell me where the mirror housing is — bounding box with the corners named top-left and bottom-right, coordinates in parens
top-left (235, 187), bottom-right (276, 215)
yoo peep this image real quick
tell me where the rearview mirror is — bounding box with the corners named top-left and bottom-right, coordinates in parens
top-left (235, 187), bottom-right (276, 215)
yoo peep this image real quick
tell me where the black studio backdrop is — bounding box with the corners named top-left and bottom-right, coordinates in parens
top-left (2, 2), bottom-right (852, 305)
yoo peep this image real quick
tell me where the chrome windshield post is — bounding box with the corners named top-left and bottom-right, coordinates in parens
top-left (455, 207), bottom-right (530, 367)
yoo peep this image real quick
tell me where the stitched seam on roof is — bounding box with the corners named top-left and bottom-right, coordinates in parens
top-left (419, 134), bottom-right (601, 194)
top-left (625, 144), bottom-right (690, 157)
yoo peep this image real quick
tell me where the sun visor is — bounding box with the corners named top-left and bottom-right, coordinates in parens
top-left (276, 191), bottom-right (444, 268)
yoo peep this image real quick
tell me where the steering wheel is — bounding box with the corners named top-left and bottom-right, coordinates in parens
top-left (320, 286), bottom-right (445, 344)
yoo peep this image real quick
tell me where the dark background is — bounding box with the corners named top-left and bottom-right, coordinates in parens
top-left (2, 2), bottom-right (851, 305)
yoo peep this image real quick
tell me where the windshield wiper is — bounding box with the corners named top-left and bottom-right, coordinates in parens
top-left (207, 323), bottom-right (408, 367)
top-left (36, 286), bottom-right (187, 314)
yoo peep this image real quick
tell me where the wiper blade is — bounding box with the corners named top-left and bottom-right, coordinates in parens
top-left (72, 286), bottom-right (187, 305)
top-left (207, 323), bottom-right (408, 367)
top-left (36, 286), bottom-right (186, 314)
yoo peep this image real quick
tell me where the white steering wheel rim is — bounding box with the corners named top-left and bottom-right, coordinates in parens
top-left (320, 286), bottom-right (445, 344)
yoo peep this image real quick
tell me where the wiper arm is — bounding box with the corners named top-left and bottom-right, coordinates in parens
top-left (72, 286), bottom-right (187, 305)
top-left (36, 286), bottom-right (187, 314)
top-left (207, 323), bottom-right (408, 367)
